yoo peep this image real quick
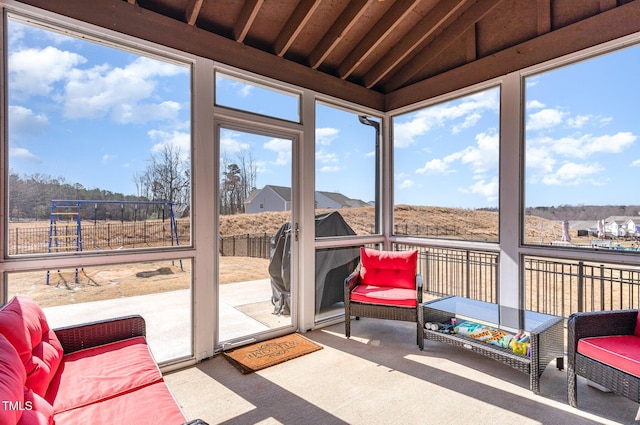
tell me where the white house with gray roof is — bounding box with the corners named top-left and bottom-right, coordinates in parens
top-left (244, 185), bottom-right (367, 214)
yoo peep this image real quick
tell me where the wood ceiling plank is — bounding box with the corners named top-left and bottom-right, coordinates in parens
top-left (362, 0), bottom-right (470, 88)
top-left (337, 0), bottom-right (422, 80)
top-left (233, 0), bottom-right (264, 42)
top-left (16, 0), bottom-right (384, 110)
top-left (274, 0), bottom-right (322, 57)
top-left (382, 0), bottom-right (502, 92)
top-left (185, 0), bottom-right (204, 26)
top-left (386, 0), bottom-right (640, 111)
top-left (308, 0), bottom-right (372, 69)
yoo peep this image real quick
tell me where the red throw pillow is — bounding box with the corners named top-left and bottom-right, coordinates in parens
top-left (359, 247), bottom-right (418, 290)
top-left (0, 296), bottom-right (64, 397)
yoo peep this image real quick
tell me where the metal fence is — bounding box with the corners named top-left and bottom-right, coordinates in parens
top-left (219, 233), bottom-right (271, 258)
top-left (396, 243), bottom-right (640, 320)
top-left (9, 220), bottom-right (190, 255)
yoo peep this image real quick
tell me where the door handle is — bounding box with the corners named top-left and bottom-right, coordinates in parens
top-left (294, 223), bottom-right (299, 241)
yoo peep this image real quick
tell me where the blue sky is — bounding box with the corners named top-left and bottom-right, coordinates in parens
top-left (7, 17), bottom-right (640, 210)
top-left (8, 19), bottom-right (190, 197)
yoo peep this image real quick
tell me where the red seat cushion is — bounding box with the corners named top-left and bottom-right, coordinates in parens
top-left (0, 333), bottom-right (27, 425)
top-left (52, 381), bottom-right (187, 425)
top-left (350, 284), bottom-right (417, 307)
top-left (577, 335), bottom-right (640, 378)
top-left (45, 336), bottom-right (163, 413)
top-left (0, 296), bottom-right (63, 397)
top-left (18, 389), bottom-right (55, 425)
top-left (359, 248), bottom-right (418, 290)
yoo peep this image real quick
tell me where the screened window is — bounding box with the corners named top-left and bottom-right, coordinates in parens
top-left (393, 88), bottom-right (500, 242)
top-left (524, 44), bottom-right (640, 249)
top-left (6, 16), bottom-right (192, 256)
top-left (315, 102), bottom-right (379, 236)
top-left (215, 72), bottom-right (300, 122)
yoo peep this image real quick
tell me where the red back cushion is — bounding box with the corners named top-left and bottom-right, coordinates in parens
top-left (635, 311), bottom-right (640, 337)
top-left (0, 333), bottom-right (26, 425)
top-left (0, 296), bottom-right (64, 397)
top-left (359, 248), bottom-right (418, 290)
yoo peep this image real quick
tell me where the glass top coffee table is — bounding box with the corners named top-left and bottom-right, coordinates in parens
top-left (418, 295), bottom-right (564, 394)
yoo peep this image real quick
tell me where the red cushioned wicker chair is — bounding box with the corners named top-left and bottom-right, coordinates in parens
top-left (568, 309), bottom-right (640, 407)
top-left (344, 247), bottom-right (422, 344)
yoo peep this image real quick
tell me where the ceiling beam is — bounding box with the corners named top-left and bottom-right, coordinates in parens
top-left (308, 0), bottom-right (372, 69)
top-left (382, 0), bottom-right (501, 92)
top-left (233, 0), bottom-right (264, 43)
top-left (362, 0), bottom-right (469, 89)
top-left (337, 0), bottom-right (422, 80)
top-left (386, 0), bottom-right (640, 111)
top-left (537, 0), bottom-right (551, 34)
top-left (185, 0), bottom-right (204, 26)
top-left (274, 0), bottom-right (322, 57)
top-left (16, 0), bottom-right (384, 110)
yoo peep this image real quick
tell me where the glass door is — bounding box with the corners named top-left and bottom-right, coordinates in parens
top-left (217, 125), bottom-right (297, 348)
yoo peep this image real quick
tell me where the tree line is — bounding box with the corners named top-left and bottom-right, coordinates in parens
top-left (10, 144), bottom-right (190, 221)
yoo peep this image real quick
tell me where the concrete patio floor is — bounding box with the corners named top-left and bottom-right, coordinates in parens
top-left (166, 319), bottom-right (640, 425)
top-left (39, 282), bottom-right (640, 424)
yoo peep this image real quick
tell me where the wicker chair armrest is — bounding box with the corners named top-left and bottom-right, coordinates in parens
top-left (345, 270), bottom-right (360, 292)
top-left (416, 274), bottom-right (423, 304)
top-left (54, 315), bottom-right (146, 354)
top-left (567, 309), bottom-right (637, 361)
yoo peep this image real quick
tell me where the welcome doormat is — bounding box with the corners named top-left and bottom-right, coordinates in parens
top-left (223, 333), bottom-right (323, 374)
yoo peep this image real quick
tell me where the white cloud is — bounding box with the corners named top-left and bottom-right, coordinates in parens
top-left (416, 158), bottom-right (452, 175)
top-left (551, 132), bottom-right (636, 158)
top-left (631, 159), bottom-right (640, 167)
top-left (9, 46), bottom-right (86, 97)
top-left (8, 105), bottom-right (48, 136)
top-left (264, 138), bottom-right (291, 165)
top-left (458, 131), bottom-right (499, 173)
top-left (541, 161), bottom-right (604, 185)
top-left (527, 108), bottom-right (564, 131)
top-left (148, 129), bottom-right (190, 160)
top-left (102, 154), bottom-right (116, 163)
top-left (394, 89), bottom-right (498, 148)
top-left (460, 176), bottom-right (498, 202)
top-left (63, 56), bottom-right (186, 123)
top-left (567, 114), bottom-right (590, 128)
top-left (399, 179), bottom-right (415, 189)
top-left (526, 100), bottom-right (545, 109)
top-left (220, 132), bottom-right (250, 155)
top-left (320, 165), bottom-right (341, 172)
top-left (316, 149), bottom-right (338, 164)
top-left (316, 127), bottom-right (339, 145)
top-left (9, 147), bottom-right (39, 162)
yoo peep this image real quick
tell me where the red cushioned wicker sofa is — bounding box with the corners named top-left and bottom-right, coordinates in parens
top-left (568, 309), bottom-right (640, 407)
top-left (0, 295), bottom-right (203, 425)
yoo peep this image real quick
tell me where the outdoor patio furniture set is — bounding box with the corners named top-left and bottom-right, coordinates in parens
top-left (345, 248), bottom-right (640, 407)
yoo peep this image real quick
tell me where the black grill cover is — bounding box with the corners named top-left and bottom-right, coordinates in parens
top-left (269, 211), bottom-right (360, 315)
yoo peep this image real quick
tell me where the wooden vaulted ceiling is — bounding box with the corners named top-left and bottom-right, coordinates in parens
top-left (16, 0), bottom-right (640, 111)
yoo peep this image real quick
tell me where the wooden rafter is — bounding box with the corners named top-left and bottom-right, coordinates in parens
top-left (537, 0), bottom-right (551, 35)
top-left (382, 0), bottom-right (501, 92)
top-left (337, 0), bottom-right (422, 80)
top-left (308, 0), bottom-right (372, 69)
top-left (274, 0), bottom-right (322, 57)
top-left (185, 0), bottom-right (203, 26)
top-left (362, 0), bottom-right (469, 89)
top-left (233, 0), bottom-right (264, 43)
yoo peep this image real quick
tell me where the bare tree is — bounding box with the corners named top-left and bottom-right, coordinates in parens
top-left (135, 144), bottom-right (190, 207)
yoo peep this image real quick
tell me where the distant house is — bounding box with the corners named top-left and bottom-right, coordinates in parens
top-left (244, 185), bottom-right (367, 213)
top-left (244, 185), bottom-right (292, 214)
top-left (603, 216), bottom-right (640, 238)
